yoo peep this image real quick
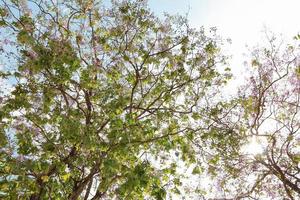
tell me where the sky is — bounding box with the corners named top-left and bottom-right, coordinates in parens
top-left (148, 0), bottom-right (300, 91)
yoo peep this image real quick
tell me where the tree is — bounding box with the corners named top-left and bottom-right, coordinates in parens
top-left (198, 35), bottom-right (300, 199)
top-left (0, 0), bottom-right (230, 199)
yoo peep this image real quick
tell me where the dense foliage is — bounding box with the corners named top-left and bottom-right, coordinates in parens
top-left (0, 0), bottom-right (230, 199)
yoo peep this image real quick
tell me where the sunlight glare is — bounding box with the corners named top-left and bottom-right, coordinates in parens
top-left (242, 136), bottom-right (264, 156)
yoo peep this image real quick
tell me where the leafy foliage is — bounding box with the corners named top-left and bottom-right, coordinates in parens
top-left (0, 0), bottom-right (229, 199)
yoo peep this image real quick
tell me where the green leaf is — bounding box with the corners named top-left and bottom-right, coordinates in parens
top-left (192, 166), bottom-right (201, 175)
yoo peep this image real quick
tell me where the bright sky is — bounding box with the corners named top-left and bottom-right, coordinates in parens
top-left (149, 0), bottom-right (300, 90)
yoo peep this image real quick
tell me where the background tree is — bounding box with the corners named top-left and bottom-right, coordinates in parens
top-left (197, 35), bottom-right (300, 199)
top-left (0, 0), bottom-right (230, 199)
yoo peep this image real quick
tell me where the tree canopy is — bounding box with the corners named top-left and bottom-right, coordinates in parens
top-left (0, 0), bottom-right (230, 199)
top-left (0, 0), bottom-right (299, 199)
top-left (205, 36), bottom-right (300, 199)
